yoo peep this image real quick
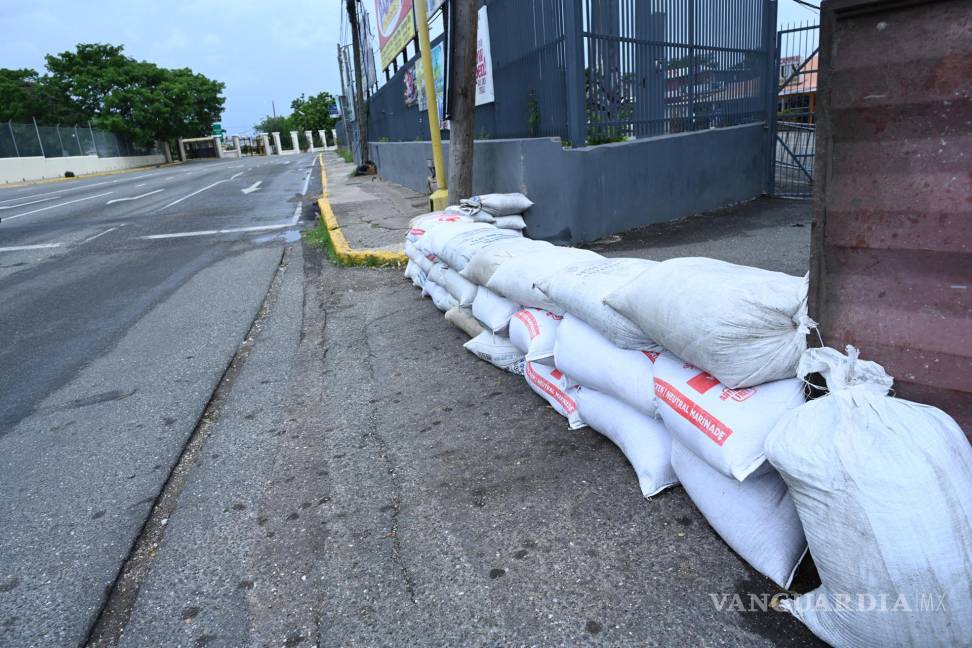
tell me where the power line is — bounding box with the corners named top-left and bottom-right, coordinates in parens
top-left (790, 0), bottom-right (820, 11)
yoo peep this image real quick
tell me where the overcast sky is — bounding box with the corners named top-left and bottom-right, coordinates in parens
top-left (0, 0), bottom-right (818, 135)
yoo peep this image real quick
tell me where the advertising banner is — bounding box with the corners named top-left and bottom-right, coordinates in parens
top-left (375, 0), bottom-right (416, 70)
top-left (475, 5), bottom-right (494, 106)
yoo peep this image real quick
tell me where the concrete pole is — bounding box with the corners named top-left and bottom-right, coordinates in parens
top-left (318, 129), bottom-right (327, 150)
top-left (261, 133), bottom-right (271, 156)
top-left (447, 0), bottom-right (479, 204)
top-left (232, 135), bottom-right (241, 156)
top-left (304, 130), bottom-right (316, 151)
top-left (271, 132), bottom-right (283, 155)
top-left (331, 129), bottom-right (339, 151)
top-left (214, 136), bottom-right (224, 159)
top-left (177, 137), bottom-right (187, 161)
top-left (289, 131), bottom-right (300, 153)
top-left (162, 141), bottom-right (172, 163)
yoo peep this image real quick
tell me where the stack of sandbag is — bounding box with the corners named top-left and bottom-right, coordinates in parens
top-left (765, 346), bottom-right (972, 646)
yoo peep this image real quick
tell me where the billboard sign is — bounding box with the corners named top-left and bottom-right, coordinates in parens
top-left (375, 0), bottom-right (416, 70)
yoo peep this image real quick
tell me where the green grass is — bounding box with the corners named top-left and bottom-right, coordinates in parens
top-left (301, 219), bottom-right (403, 269)
top-left (336, 147), bottom-right (354, 164)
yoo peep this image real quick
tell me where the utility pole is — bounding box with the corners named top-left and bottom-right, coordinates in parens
top-left (346, 0), bottom-right (369, 165)
top-left (414, 0), bottom-right (448, 209)
top-left (337, 44), bottom-right (353, 153)
top-left (447, 0), bottom-right (478, 203)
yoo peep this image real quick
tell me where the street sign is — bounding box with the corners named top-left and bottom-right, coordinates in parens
top-left (211, 122), bottom-right (223, 137)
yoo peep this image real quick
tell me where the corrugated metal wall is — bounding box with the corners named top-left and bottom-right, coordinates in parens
top-left (810, 0), bottom-right (972, 440)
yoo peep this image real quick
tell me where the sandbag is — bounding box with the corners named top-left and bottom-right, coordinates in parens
top-left (406, 212), bottom-right (473, 244)
top-left (471, 286), bottom-right (520, 334)
top-left (444, 306), bottom-right (485, 339)
top-left (485, 247), bottom-right (603, 314)
top-left (765, 346), bottom-right (972, 647)
top-left (419, 223), bottom-right (518, 271)
top-left (403, 260), bottom-right (427, 289)
top-left (523, 361), bottom-right (585, 429)
top-left (423, 280), bottom-right (458, 312)
top-left (428, 263), bottom-right (478, 307)
top-left (534, 257), bottom-right (659, 350)
top-left (461, 192), bottom-right (534, 216)
top-left (604, 258), bottom-right (814, 388)
top-left (460, 237), bottom-right (554, 287)
top-left (463, 331), bottom-right (525, 374)
top-left (554, 315), bottom-right (660, 418)
top-left (404, 239), bottom-right (435, 274)
top-left (493, 214), bottom-right (526, 231)
top-left (574, 387), bottom-right (677, 497)
top-left (507, 308), bottom-right (562, 365)
top-left (670, 438), bottom-right (807, 589)
top-left (652, 351), bottom-right (805, 481)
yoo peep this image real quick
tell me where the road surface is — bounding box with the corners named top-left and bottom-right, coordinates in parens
top-left (0, 154), bottom-right (319, 647)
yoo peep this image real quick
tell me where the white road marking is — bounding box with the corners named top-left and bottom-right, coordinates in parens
top-left (135, 183), bottom-right (146, 188)
top-left (241, 181), bottom-right (262, 194)
top-left (231, 171), bottom-right (244, 179)
top-left (106, 189), bottom-right (164, 205)
top-left (4, 192), bottom-right (114, 221)
top-left (159, 179), bottom-right (228, 210)
top-left (0, 196), bottom-right (57, 210)
top-left (0, 243), bottom-right (61, 252)
top-left (82, 227), bottom-right (118, 243)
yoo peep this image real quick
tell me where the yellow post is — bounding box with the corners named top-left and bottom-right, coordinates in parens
top-left (414, 0), bottom-right (449, 210)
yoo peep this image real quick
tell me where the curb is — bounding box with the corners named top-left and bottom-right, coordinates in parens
top-left (0, 160), bottom-right (185, 189)
top-left (315, 153), bottom-right (407, 267)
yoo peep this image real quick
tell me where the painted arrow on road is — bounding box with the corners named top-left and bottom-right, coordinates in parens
top-left (106, 189), bottom-right (164, 205)
top-left (241, 181), bottom-right (262, 195)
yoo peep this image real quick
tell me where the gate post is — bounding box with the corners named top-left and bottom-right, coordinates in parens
top-left (261, 133), bottom-right (271, 156)
top-left (564, 0), bottom-right (587, 147)
top-left (764, 0), bottom-right (780, 195)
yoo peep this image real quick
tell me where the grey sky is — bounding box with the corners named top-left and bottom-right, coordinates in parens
top-left (1, 0), bottom-right (818, 135)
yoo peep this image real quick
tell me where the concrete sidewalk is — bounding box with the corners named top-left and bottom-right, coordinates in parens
top-left (322, 151), bottom-right (428, 254)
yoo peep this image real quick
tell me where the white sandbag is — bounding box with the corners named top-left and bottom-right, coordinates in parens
top-left (523, 361), bottom-right (586, 429)
top-left (471, 286), bottom-right (520, 334)
top-left (670, 438), bottom-right (807, 589)
top-left (444, 306), bottom-right (485, 339)
top-left (424, 280), bottom-right (458, 312)
top-left (554, 315), bottom-right (660, 418)
top-left (493, 214), bottom-right (526, 230)
top-left (403, 260), bottom-right (427, 289)
top-left (534, 257), bottom-right (659, 350)
top-left (765, 346), bottom-right (972, 648)
top-left (652, 351), bottom-right (805, 481)
top-left (463, 331), bottom-right (525, 374)
top-left (427, 263), bottom-right (478, 306)
top-left (604, 257), bottom-right (815, 388)
top-left (507, 308), bottom-right (562, 365)
top-left (422, 223), bottom-right (519, 271)
top-left (406, 212), bottom-right (473, 244)
top-left (461, 192), bottom-right (534, 216)
top-left (574, 387), bottom-right (677, 497)
top-left (485, 248), bottom-right (603, 314)
top-left (460, 237), bottom-right (555, 286)
top-left (404, 239), bottom-right (435, 273)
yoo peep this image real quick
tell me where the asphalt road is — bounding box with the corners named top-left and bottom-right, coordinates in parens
top-left (0, 153), bottom-right (321, 647)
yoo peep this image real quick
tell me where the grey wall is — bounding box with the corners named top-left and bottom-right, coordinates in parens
top-left (369, 122), bottom-right (766, 244)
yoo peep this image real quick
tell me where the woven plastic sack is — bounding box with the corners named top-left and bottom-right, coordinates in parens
top-left (604, 257), bottom-right (814, 388)
top-left (424, 280), bottom-right (458, 312)
top-left (463, 331), bottom-right (525, 374)
top-left (419, 223), bottom-right (518, 271)
top-left (428, 263), bottom-right (478, 306)
top-left (403, 260), bottom-right (427, 289)
top-left (535, 257), bottom-right (659, 350)
top-left (444, 306), bottom-right (485, 339)
top-left (765, 346), bottom-right (972, 647)
top-left (485, 247), bottom-right (602, 314)
top-left (493, 215), bottom-right (526, 231)
top-left (404, 239), bottom-right (435, 274)
top-left (652, 351), bottom-right (805, 481)
top-left (405, 212), bottom-right (473, 244)
top-left (574, 387), bottom-right (677, 497)
top-left (524, 361), bottom-right (585, 429)
top-left (671, 438), bottom-right (807, 589)
top-left (508, 308), bottom-right (562, 365)
top-left (461, 192), bottom-right (534, 216)
top-left (471, 286), bottom-right (520, 334)
top-left (553, 315), bottom-right (660, 418)
top-left (460, 237), bottom-right (555, 287)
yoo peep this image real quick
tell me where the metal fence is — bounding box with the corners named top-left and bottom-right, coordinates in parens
top-left (0, 120), bottom-right (160, 159)
top-left (355, 0), bottom-right (775, 146)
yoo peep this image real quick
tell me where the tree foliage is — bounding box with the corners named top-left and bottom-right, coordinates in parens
top-left (0, 43), bottom-right (225, 146)
top-left (253, 91), bottom-right (337, 148)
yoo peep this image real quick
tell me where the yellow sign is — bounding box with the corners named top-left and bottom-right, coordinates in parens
top-left (376, 0), bottom-right (416, 70)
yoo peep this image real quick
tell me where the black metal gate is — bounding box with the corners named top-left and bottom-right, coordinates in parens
top-left (769, 22), bottom-right (819, 198)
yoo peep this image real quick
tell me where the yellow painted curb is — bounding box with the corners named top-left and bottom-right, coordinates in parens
top-left (316, 153), bottom-right (407, 267)
top-left (0, 160), bottom-right (185, 189)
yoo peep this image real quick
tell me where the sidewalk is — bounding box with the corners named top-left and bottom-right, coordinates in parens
top-left (320, 151), bottom-right (427, 258)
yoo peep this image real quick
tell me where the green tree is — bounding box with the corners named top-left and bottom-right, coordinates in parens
top-left (289, 91), bottom-right (337, 133)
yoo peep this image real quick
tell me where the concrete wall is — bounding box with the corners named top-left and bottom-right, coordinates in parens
top-left (368, 123), bottom-right (766, 243)
top-left (0, 154), bottom-right (168, 184)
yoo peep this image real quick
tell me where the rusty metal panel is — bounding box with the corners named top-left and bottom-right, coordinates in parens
top-left (810, 0), bottom-right (972, 440)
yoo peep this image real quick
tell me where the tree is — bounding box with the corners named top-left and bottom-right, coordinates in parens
top-left (289, 92), bottom-right (337, 133)
top-left (447, 0), bottom-right (478, 202)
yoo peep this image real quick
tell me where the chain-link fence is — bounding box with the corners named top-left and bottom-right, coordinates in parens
top-left (0, 120), bottom-right (160, 159)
